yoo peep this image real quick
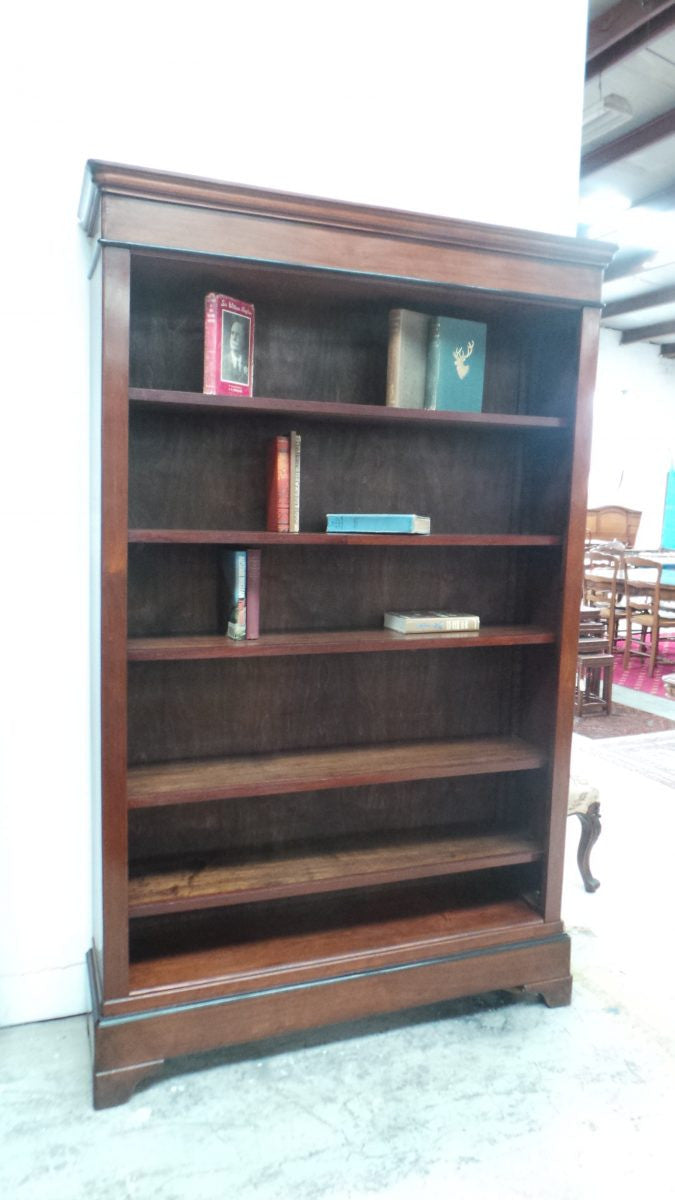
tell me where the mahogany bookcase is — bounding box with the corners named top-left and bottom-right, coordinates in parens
top-left (79, 161), bottom-right (612, 1108)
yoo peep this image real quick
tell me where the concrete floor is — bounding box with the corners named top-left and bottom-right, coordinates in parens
top-left (2, 730), bottom-right (675, 1200)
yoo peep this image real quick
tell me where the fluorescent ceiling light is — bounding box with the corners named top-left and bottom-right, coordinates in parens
top-left (582, 93), bottom-right (632, 143)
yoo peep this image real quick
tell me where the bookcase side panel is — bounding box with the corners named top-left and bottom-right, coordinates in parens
top-left (89, 250), bottom-right (104, 978)
top-left (543, 307), bottom-right (600, 923)
top-left (99, 245), bottom-right (132, 1000)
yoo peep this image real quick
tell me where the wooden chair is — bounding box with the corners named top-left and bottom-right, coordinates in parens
top-left (586, 505), bottom-right (641, 548)
top-left (622, 555), bottom-right (675, 676)
top-left (583, 551), bottom-right (624, 650)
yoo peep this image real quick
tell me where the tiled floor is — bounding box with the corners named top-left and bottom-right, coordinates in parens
top-left (2, 714), bottom-right (674, 1199)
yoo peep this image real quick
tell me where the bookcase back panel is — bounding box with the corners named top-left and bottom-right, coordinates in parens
top-left (513, 646), bottom-right (560, 748)
top-left (128, 410), bottom-right (568, 536)
top-left (128, 545), bottom-right (221, 635)
top-left (127, 545), bottom-right (562, 637)
top-left (127, 647), bottom-right (519, 764)
top-left (127, 773), bottom-right (534, 862)
top-left (129, 255), bottom-right (581, 419)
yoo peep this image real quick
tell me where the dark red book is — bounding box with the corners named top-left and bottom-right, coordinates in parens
top-left (246, 549), bottom-right (262, 640)
top-left (203, 293), bottom-right (255, 396)
top-left (266, 436), bottom-right (290, 532)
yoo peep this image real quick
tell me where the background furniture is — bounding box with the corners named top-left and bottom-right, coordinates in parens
top-left (583, 552), bottom-right (623, 650)
top-left (575, 653), bottom-right (614, 716)
top-left (622, 555), bottom-right (675, 676)
top-left (81, 161), bottom-right (611, 1108)
top-left (576, 603), bottom-right (613, 718)
top-left (585, 505), bottom-right (641, 548)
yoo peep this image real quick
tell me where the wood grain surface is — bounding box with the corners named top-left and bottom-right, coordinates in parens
top-left (128, 826), bottom-right (542, 915)
top-left (127, 736), bottom-right (546, 807)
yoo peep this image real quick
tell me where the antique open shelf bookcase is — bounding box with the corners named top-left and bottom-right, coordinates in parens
top-left (80, 161), bottom-right (612, 1107)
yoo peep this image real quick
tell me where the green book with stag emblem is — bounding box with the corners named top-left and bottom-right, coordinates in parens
top-left (424, 316), bottom-right (487, 412)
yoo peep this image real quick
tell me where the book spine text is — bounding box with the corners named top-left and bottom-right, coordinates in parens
top-left (203, 292), bottom-right (219, 395)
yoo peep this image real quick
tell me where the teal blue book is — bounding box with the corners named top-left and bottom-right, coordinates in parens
top-left (221, 549), bottom-right (247, 639)
top-left (326, 513), bottom-right (430, 534)
top-left (424, 317), bottom-right (487, 412)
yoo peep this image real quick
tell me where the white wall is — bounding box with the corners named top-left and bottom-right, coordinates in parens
top-left (588, 329), bottom-right (675, 548)
top-left (0, 0), bottom-right (590, 1026)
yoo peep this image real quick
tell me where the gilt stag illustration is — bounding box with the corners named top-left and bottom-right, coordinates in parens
top-left (453, 339), bottom-right (475, 379)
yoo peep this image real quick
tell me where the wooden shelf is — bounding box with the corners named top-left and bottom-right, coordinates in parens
top-left (128, 827), bottom-right (543, 916)
top-left (128, 625), bottom-right (556, 661)
top-left (128, 890), bottom-right (547, 1000)
top-left (130, 388), bottom-right (568, 430)
top-left (127, 736), bottom-right (546, 808)
top-left (128, 528), bottom-right (562, 547)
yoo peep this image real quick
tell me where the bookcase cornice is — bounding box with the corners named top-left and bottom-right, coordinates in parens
top-left (80, 159), bottom-right (615, 277)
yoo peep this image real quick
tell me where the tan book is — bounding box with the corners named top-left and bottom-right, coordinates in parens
top-left (384, 611), bottom-right (480, 633)
top-left (386, 309), bottom-right (430, 408)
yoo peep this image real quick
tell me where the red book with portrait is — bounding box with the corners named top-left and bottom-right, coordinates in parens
top-left (203, 293), bottom-right (255, 396)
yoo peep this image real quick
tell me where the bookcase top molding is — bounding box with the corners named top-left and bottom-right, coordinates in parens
top-left (79, 160), bottom-right (615, 298)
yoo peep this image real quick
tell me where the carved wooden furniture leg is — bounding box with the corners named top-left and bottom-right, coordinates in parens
top-left (568, 778), bottom-right (601, 892)
top-left (575, 801), bottom-right (601, 892)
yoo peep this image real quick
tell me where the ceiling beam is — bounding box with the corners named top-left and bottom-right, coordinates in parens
top-left (581, 106), bottom-right (675, 175)
top-left (631, 180), bottom-right (675, 210)
top-left (620, 318), bottom-right (675, 343)
top-left (586, 1), bottom-right (675, 78)
top-left (604, 285), bottom-right (675, 317)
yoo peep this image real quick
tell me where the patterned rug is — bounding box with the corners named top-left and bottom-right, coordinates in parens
top-left (574, 702), bottom-right (675, 740)
top-left (579, 730), bottom-right (675, 790)
top-left (612, 639), bottom-right (675, 696)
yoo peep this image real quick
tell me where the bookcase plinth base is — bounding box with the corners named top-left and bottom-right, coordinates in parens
top-left (88, 933), bottom-right (572, 1108)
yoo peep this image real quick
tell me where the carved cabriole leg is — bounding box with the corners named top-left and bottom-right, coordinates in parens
top-left (93, 1059), bottom-right (165, 1110)
top-left (576, 801), bottom-right (601, 892)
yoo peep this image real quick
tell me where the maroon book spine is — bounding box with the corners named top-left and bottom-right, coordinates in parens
top-left (246, 549), bottom-right (262, 640)
top-left (266, 436), bottom-right (290, 532)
